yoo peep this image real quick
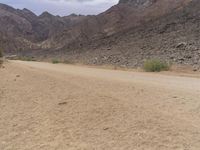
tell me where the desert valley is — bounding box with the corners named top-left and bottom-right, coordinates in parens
top-left (0, 0), bottom-right (200, 149)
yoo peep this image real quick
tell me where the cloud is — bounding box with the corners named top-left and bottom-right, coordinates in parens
top-left (1, 0), bottom-right (118, 16)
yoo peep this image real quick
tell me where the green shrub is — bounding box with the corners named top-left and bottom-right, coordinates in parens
top-left (0, 59), bottom-right (3, 66)
top-left (52, 59), bottom-right (60, 64)
top-left (24, 57), bottom-right (36, 61)
top-left (143, 59), bottom-right (170, 72)
top-left (0, 49), bottom-right (3, 66)
top-left (17, 56), bottom-right (36, 61)
top-left (0, 48), bottom-right (3, 58)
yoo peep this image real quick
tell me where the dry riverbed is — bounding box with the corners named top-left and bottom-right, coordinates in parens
top-left (0, 60), bottom-right (200, 150)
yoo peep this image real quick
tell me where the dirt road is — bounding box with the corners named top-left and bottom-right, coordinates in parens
top-left (1, 60), bottom-right (200, 150)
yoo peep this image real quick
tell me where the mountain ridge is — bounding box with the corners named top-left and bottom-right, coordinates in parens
top-left (0, 0), bottom-right (200, 70)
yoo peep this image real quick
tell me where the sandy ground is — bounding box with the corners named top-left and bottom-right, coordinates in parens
top-left (0, 60), bottom-right (200, 150)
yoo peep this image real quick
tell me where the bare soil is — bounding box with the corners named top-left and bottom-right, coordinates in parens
top-left (0, 60), bottom-right (200, 150)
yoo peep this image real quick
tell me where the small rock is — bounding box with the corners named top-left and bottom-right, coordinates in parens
top-left (184, 55), bottom-right (192, 59)
top-left (16, 75), bottom-right (20, 78)
top-left (58, 102), bottom-right (67, 105)
top-left (178, 58), bottom-right (185, 61)
top-left (193, 68), bottom-right (198, 72)
top-left (103, 127), bottom-right (109, 130)
top-left (176, 42), bottom-right (187, 48)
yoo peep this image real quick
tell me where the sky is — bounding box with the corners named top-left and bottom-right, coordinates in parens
top-left (0, 0), bottom-right (119, 16)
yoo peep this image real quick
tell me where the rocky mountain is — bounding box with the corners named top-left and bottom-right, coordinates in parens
top-left (0, 0), bottom-right (200, 70)
top-left (0, 3), bottom-right (85, 52)
top-left (46, 0), bottom-right (192, 48)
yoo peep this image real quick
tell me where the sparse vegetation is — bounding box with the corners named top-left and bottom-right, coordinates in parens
top-left (63, 60), bottom-right (73, 64)
top-left (143, 59), bottom-right (170, 72)
top-left (17, 56), bottom-right (36, 61)
top-left (0, 48), bottom-right (3, 66)
top-left (0, 48), bottom-right (3, 58)
top-left (0, 59), bottom-right (3, 66)
top-left (52, 59), bottom-right (60, 64)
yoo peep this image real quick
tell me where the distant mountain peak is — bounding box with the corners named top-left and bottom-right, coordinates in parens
top-left (39, 11), bottom-right (54, 18)
top-left (20, 8), bottom-right (37, 16)
top-left (22, 8), bottom-right (33, 13)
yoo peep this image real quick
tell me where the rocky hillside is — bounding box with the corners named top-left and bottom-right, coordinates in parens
top-left (0, 0), bottom-right (200, 70)
top-left (44, 0), bottom-right (192, 49)
top-left (0, 3), bottom-right (85, 52)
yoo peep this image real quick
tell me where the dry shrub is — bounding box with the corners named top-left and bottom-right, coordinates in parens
top-left (143, 59), bottom-right (170, 72)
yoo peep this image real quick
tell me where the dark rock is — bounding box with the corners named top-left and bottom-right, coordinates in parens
top-left (176, 42), bottom-right (187, 48)
top-left (58, 102), bottom-right (67, 105)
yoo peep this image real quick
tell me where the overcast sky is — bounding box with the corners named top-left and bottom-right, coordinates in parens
top-left (0, 0), bottom-right (119, 16)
